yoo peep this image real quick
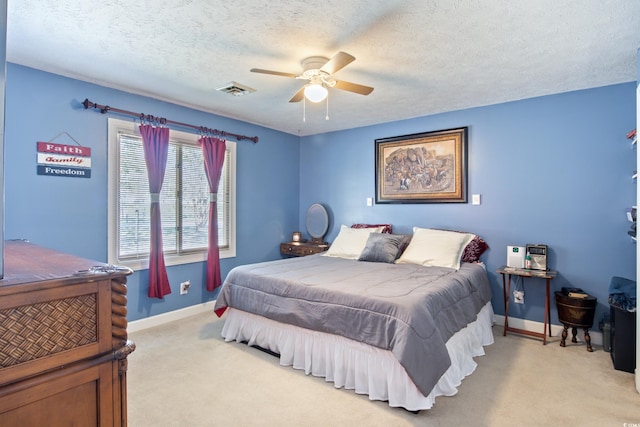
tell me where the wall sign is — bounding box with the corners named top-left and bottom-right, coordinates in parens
top-left (36, 141), bottom-right (92, 178)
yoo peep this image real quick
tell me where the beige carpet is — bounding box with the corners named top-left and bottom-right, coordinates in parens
top-left (128, 311), bottom-right (639, 427)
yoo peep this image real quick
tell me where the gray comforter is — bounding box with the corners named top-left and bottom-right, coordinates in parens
top-left (214, 254), bottom-right (492, 396)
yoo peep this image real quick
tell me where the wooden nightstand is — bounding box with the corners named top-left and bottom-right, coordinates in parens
top-left (280, 241), bottom-right (329, 257)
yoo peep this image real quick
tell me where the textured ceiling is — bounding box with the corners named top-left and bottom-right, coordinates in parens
top-left (7, 1), bottom-right (640, 137)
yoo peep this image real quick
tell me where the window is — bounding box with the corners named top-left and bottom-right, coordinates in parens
top-left (108, 118), bottom-right (236, 270)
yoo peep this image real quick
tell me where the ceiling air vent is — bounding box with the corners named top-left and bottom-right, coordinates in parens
top-left (216, 81), bottom-right (256, 96)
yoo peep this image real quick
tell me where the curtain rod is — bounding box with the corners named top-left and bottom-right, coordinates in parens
top-left (82, 98), bottom-right (259, 143)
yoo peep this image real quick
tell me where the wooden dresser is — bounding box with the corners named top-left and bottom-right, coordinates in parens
top-left (0, 241), bottom-right (134, 426)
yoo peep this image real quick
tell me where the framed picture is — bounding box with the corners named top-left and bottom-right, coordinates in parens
top-left (375, 127), bottom-right (468, 204)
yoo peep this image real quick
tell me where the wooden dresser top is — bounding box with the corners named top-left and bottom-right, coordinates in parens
top-left (0, 240), bottom-right (131, 294)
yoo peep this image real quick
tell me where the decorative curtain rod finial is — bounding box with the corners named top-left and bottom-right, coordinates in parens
top-left (82, 98), bottom-right (94, 110)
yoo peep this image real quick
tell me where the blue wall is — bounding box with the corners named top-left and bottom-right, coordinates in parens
top-left (4, 64), bottom-right (300, 321)
top-left (300, 83), bottom-right (637, 325)
top-left (4, 62), bottom-right (636, 326)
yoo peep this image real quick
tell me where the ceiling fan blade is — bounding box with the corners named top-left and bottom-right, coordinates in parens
top-left (250, 68), bottom-right (299, 78)
top-left (289, 86), bottom-right (306, 103)
top-left (320, 51), bottom-right (355, 75)
top-left (333, 80), bottom-right (374, 96)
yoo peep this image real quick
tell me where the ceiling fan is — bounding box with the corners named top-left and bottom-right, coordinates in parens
top-left (250, 51), bottom-right (374, 103)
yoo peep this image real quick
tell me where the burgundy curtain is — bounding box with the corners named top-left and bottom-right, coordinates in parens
top-left (140, 124), bottom-right (172, 298)
top-left (199, 136), bottom-right (226, 291)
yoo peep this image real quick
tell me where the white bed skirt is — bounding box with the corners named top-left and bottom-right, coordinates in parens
top-left (220, 302), bottom-right (495, 411)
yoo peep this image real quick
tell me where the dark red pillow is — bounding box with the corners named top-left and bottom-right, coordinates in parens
top-left (351, 223), bottom-right (392, 234)
top-left (461, 235), bottom-right (489, 262)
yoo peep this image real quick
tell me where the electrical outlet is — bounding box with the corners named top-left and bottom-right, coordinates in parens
top-left (513, 290), bottom-right (524, 304)
top-left (180, 280), bottom-right (190, 295)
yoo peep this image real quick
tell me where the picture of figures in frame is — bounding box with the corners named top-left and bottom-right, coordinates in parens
top-left (375, 127), bottom-right (468, 203)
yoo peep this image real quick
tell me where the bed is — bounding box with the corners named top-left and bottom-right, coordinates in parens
top-left (214, 226), bottom-right (494, 411)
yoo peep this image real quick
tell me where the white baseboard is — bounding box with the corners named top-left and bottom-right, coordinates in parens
top-left (128, 305), bottom-right (605, 346)
top-left (129, 306), bottom-right (604, 346)
top-left (128, 301), bottom-right (217, 333)
top-left (494, 314), bottom-right (603, 346)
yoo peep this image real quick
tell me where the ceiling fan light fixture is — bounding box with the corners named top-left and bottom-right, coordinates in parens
top-left (304, 83), bottom-right (328, 103)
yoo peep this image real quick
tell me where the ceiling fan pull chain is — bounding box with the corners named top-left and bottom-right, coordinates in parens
top-left (325, 93), bottom-right (329, 120)
top-left (303, 96), bottom-right (306, 122)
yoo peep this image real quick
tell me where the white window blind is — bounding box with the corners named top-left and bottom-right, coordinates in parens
top-left (108, 118), bottom-right (236, 270)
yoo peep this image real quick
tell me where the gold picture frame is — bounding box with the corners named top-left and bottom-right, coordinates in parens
top-left (375, 127), bottom-right (468, 204)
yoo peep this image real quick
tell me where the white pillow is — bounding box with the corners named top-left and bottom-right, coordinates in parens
top-left (395, 227), bottom-right (475, 270)
top-left (323, 225), bottom-right (384, 259)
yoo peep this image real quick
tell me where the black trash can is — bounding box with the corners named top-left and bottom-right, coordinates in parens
top-left (608, 276), bottom-right (637, 373)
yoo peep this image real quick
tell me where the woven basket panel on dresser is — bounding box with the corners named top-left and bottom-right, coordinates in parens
top-left (0, 294), bottom-right (97, 368)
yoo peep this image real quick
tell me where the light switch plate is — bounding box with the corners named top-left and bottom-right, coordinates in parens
top-left (472, 194), bottom-right (481, 205)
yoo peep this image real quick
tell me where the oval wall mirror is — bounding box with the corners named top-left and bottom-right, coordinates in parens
top-left (306, 203), bottom-right (329, 243)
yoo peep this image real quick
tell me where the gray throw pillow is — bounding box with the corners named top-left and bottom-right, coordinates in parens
top-left (358, 233), bottom-right (411, 263)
